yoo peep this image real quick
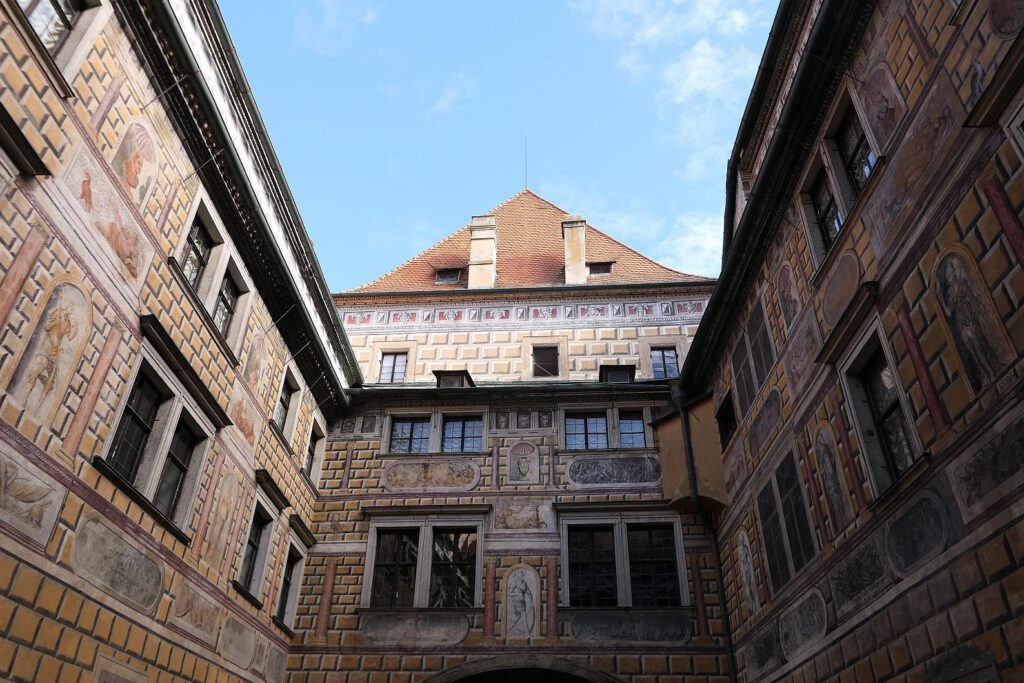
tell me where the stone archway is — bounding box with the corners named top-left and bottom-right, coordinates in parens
top-left (425, 656), bottom-right (624, 683)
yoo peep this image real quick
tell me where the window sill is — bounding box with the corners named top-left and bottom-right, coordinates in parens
top-left (358, 606), bottom-right (484, 615)
top-left (867, 451), bottom-right (932, 515)
top-left (560, 605), bottom-right (693, 614)
top-left (231, 580), bottom-right (264, 609)
top-left (272, 615), bottom-right (295, 637)
top-left (91, 456), bottom-right (191, 546)
top-left (379, 450), bottom-right (487, 458)
top-left (167, 257), bottom-right (240, 368)
top-left (557, 447), bottom-right (656, 456)
top-left (267, 419), bottom-right (295, 457)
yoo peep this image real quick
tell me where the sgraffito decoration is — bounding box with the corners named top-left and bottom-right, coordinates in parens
top-left (504, 564), bottom-right (540, 640)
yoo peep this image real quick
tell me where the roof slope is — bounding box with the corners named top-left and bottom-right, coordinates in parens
top-left (348, 190), bottom-right (710, 293)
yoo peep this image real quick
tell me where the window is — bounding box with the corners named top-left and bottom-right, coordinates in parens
top-left (429, 528), bottom-right (477, 608)
top-left (238, 506), bottom-right (272, 594)
top-left (532, 346), bottom-right (559, 377)
top-left (17, 0), bottom-right (83, 54)
top-left (180, 218), bottom-right (214, 291)
top-left (565, 412), bottom-right (608, 450)
top-left (627, 525), bottom-right (682, 606)
top-left (715, 394), bottom-right (738, 449)
top-left (732, 301), bottom-right (776, 415)
top-left (619, 410), bottom-right (647, 448)
top-left (651, 347), bottom-right (679, 379)
top-left (380, 352), bottom-right (408, 383)
top-left (836, 107), bottom-right (877, 194)
top-left (568, 526), bottom-right (617, 606)
top-left (588, 262), bottom-right (613, 275)
top-left (435, 268), bottom-right (462, 284)
top-left (842, 333), bottom-right (918, 494)
top-left (303, 425), bottom-right (322, 476)
top-left (442, 416), bottom-right (483, 453)
top-left (365, 520), bottom-right (482, 609)
top-left (434, 370), bottom-right (474, 388)
top-left (756, 452), bottom-right (816, 593)
top-left (810, 169), bottom-right (844, 251)
top-left (103, 355), bottom-right (212, 531)
top-left (211, 274), bottom-right (240, 338)
top-left (275, 546), bottom-right (303, 627)
top-left (599, 365), bottom-right (635, 383)
top-left (390, 417), bottom-right (431, 453)
top-left (562, 515), bottom-right (686, 608)
top-left (273, 373), bottom-right (297, 434)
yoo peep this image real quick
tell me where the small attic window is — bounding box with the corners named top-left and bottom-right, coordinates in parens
top-left (435, 268), bottom-right (462, 284)
top-left (433, 370), bottom-right (475, 388)
top-left (588, 262), bottom-right (613, 276)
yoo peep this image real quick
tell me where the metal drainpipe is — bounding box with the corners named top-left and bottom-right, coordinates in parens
top-left (671, 382), bottom-right (738, 683)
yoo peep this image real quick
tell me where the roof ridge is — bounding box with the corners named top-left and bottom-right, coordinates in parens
top-left (346, 223), bottom-right (471, 292)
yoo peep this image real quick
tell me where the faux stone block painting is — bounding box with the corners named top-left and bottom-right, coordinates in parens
top-left (0, 440), bottom-right (65, 546)
top-left (90, 655), bottom-right (147, 683)
top-left (504, 564), bottom-right (540, 640)
top-left (73, 514), bottom-right (164, 615)
top-left (4, 282), bottom-right (91, 426)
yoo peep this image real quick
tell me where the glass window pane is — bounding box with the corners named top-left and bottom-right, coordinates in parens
top-left (429, 528), bottom-right (477, 608)
top-left (627, 524), bottom-right (680, 606)
top-left (757, 483), bottom-right (791, 592)
top-left (620, 410), bottom-right (646, 448)
top-left (371, 529), bottom-right (420, 608)
top-left (568, 526), bottom-right (618, 607)
top-left (775, 455), bottom-right (816, 573)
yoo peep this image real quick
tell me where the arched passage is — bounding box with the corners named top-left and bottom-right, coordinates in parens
top-left (425, 656), bottom-right (624, 683)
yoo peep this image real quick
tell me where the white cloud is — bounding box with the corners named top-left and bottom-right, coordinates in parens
top-left (427, 73), bottom-right (479, 119)
top-left (656, 211), bottom-right (723, 277)
top-left (294, 0), bottom-right (378, 56)
top-left (573, 0), bottom-right (764, 46)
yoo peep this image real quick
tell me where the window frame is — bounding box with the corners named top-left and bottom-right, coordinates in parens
top-left (361, 515), bottom-right (485, 609)
top-left (11, 0), bottom-right (110, 92)
top-left (302, 416), bottom-right (326, 483)
top-left (272, 366), bottom-right (301, 445)
top-left (715, 392), bottom-right (738, 450)
top-left (559, 511), bottom-right (689, 608)
top-left (730, 298), bottom-right (776, 416)
top-left (273, 536), bottom-right (307, 630)
top-left (440, 414), bottom-right (484, 453)
top-left (599, 365), bottom-right (636, 383)
top-left (379, 351), bottom-right (409, 384)
top-left (532, 345), bottom-right (560, 378)
top-left (99, 342), bottom-right (214, 532)
top-left (650, 346), bottom-right (680, 379)
top-left (235, 491), bottom-right (278, 601)
top-left (837, 320), bottom-right (922, 497)
top-left (617, 409), bottom-right (648, 449)
top-left (434, 268), bottom-right (463, 284)
top-left (564, 411), bottom-right (610, 450)
top-left (754, 449), bottom-right (818, 595)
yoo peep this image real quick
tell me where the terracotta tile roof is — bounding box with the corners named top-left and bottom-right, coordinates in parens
top-left (347, 189), bottom-right (711, 292)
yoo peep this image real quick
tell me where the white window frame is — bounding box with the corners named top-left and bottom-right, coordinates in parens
top-left (237, 489), bottom-right (278, 599)
top-left (730, 296), bottom-right (776, 416)
top-left (360, 515), bottom-right (485, 609)
top-left (10, 0), bottom-right (111, 89)
top-left (614, 405), bottom-right (653, 449)
top-left (559, 511), bottom-right (689, 608)
top-left (100, 340), bottom-right (215, 530)
top-left (384, 406), bottom-right (489, 454)
top-left (274, 534), bottom-right (307, 629)
top-left (303, 414), bottom-right (326, 483)
top-left (560, 406), bottom-right (613, 451)
top-left (837, 317), bottom-right (922, 498)
top-left (273, 365), bottom-right (302, 445)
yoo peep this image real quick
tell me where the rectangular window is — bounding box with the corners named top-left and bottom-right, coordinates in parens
top-left (600, 365), bottom-right (635, 383)
top-left (858, 347), bottom-right (916, 484)
top-left (533, 346), bottom-right (559, 377)
top-left (732, 341), bottom-right (757, 416)
top-left (435, 268), bottom-right (462, 284)
top-left (380, 352), bottom-right (408, 383)
top-left (715, 393), bottom-right (738, 449)
top-left (441, 416), bottom-right (483, 452)
top-left (274, 378), bottom-right (295, 432)
top-left (429, 528), bottom-right (477, 608)
top-left (836, 107), bottom-right (877, 194)
top-left (181, 219), bottom-right (214, 291)
top-left (275, 548), bottom-right (302, 623)
top-left (390, 417), bottom-right (431, 453)
top-left (107, 373), bottom-right (165, 482)
top-left (810, 169), bottom-right (844, 251)
top-left (239, 509), bottom-right (270, 592)
top-left (17, 0), bottom-right (82, 54)
top-left (565, 412), bottom-right (608, 450)
top-left (212, 275), bottom-right (240, 337)
top-left (627, 524), bottom-right (681, 607)
top-left (304, 429), bottom-right (320, 475)
top-left (619, 410), bottom-right (646, 448)
top-left (370, 528), bottom-right (419, 608)
top-left (757, 452), bottom-right (816, 593)
top-left (588, 262), bottom-right (613, 275)
top-left (567, 526), bottom-right (618, 607)
top-left (651, 347), bottom-right (679, 379)
top-left (151, 420), bottom-right (200, 519)
top-left (732, 302), bottom-right (775, 416)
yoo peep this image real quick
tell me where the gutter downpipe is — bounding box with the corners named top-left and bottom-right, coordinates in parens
top-left (671, 381), bottom-right (737, 683)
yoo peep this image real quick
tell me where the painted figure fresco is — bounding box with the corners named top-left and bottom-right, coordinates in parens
top-left (777, 264), bottom-right (799, 328)
top-left (243, 334), bottom-right (268, 397)
top-left (934, 249), bottom-right (1014, 393)
top-left (989, 0), bottom-right (1024, 39)
top-left (112, 122), bottom-right (158, 207)
top-left (204, 471), bottom-right (241, 570)
top-left (785, 316), bottom-right (819, 393)
top-left (6, 283), bottom-right (90, 423)
top-left (858, 65), bottom-right (905, 149)
top-left (64, 150), bottom-right (151, 280)
top-left (505, 566), bottom-right (538, 639)
top-left (815, 428), bottom-right (851, 534)
top-left (738, 530), bottom-right (759, 613)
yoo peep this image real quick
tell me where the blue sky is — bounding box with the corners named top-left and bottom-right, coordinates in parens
top-left (218, 0), bottom-right (776, 291)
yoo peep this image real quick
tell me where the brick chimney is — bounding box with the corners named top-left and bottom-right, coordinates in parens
top-left (468, 214), bottom-right (497, 289)
top-left (562, 214), bottom-right (587, 285)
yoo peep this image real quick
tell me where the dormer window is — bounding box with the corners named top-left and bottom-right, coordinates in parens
top-left (588, 262), bottom-right (613, 276)
top-left (599, 365), bottom-right (635, 383)
top-left (434, 370), bottom-right (474, 388)
top-left (435, 268), bottom-right (462, 284)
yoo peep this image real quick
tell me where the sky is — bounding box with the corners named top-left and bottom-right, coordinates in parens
top-left (218, 0), bottom-right (776, 291)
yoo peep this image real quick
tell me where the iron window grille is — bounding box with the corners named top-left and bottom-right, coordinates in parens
top-left (380, 352), bottom-right (408, 383)
top-left (565, 413), bottom-right (609, 450)
top-left (532, 346), bottom-right (559, 377)
top-left (212, 274), bottom-right (240, 338)
top-left (17, 0), bottom-right (83, 54)
top-left (810, 169), bottom-right (844, 251)
top-left (651, 347), bottom-right (679, 379)
top-left (107, 373), bottom-right (164, 483)
top-left (151, 420), bottom-right (200, 518)
top-left (567, 526), bottom-right (618, 607)
top-left (441, 416), bottom-right (483, 452)
top-left (836, 107), bottom-right (877, 194)
top-left (370, 528), bottom-right (420, 608)
top-left (180, 219), bottom-right (214, 291)
top-left (858, 348), bottom-right (915, 482)
top-left (619, 410), bottom-right (647, 448)
top-left (429, 528), bottom-right (477, 608)
top-left (627, 524), bottom-right (681, 607)
top-left (390, 417), bottom-right (431, 453)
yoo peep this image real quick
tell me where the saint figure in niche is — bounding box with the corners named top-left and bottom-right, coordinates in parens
top-left (815, 429), bottom-right (851, 533)
top-left (738, 530), bottom-right (759, 613)
top-left (506, 568), bottom-right (536, 638)
top-left (777, 265), bottom-right (799, 327)
top-left (934, 250), bottom-right (1013, 393)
